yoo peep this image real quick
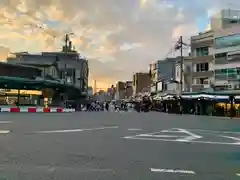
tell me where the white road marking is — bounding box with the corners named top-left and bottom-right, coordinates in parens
top-left (122, 136), bottom-right (240, 145)
top-left (128, 128), bottom-right (142, 131)
top-left (188, 129), bottom-right (240, 134)
top-left (37, 129), bottom-right (83, 133)
top-left (216, 135), bottom-right (240, 144)
top-left (175, 129), bottom-right (202, 142)
top-left (0, 121), bottom-right (12, 123)
top-left (0, 130), bottom-right (10, 134)
top-left (237, 173), bottom-right (240, 176)
top-left (161, 128), bottom-right (185, 133)
top-left (138, 134), bottom-right (184, 138)
top-left (150, 168), bottom-right (195, 174)
top-left (123, 128), bottom-right (240, 145)
top-left (35, 126), bottom-right (119, 134)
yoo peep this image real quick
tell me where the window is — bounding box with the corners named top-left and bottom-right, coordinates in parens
top-left (215, 68), bottom-right (240, 80)
top-left (195, 78), bottom-right (208, 85)
top-left (196, 47), bottom-right (209, 56)
top-left (215, 34), bottom-right (240, 49)
top-left (196, 64), bottom-right (202, 72)
top-left (196, 63), bottom-right (209, 72)
top-left (215, 53), bottom-right (227, 59)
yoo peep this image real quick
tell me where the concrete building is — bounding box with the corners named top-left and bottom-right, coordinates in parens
top-left (7, 49), bottom-right (89, 95)
top-left (0, 62), bottom-right (41, 78)
top-left (183, 9), bottom-right (240, 92)
top-left (211, 9), bottom-right (240, 30)
top-left (115, 81), bottom-right (125, 100)
top-left (133, 72), bottom-right (151, 95)
top-left (150, 57), bottom-right (179, 83)
top-left (125, 81), bottom-right (133, 98)
top-left (213, 25), bottom-right (240, 90)
top-left (190, 30), bottom-right (214, 92)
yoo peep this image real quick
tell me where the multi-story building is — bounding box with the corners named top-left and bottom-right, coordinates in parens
top-left (213, 26), bottom-right (240, 90)
top-left (149, 57), bottom-right (180, 93)
top-left (210, 9), bottom-right (240, 90)
top-left (7, 46), bottom-right (89, 95)
top-left (115, 81), bottom-right (125, 99)
top-left (133, 72), bottom-right (151, 95)
top-left (125, 81), bottom-right (133, 98)
top-left (190, 30), bottom-right (214, 92)
top-left (150, 57), bottom-right (179, 83)
top-left (211, 9), bottom-right (240, 30)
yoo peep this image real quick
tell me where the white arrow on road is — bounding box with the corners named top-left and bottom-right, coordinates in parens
top-left (123, 128), bottom-right (202, 142)
top-left (174, 129), bottom-right (202, 142)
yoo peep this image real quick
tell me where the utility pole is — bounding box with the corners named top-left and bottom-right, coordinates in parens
top-left (179, 36), bottom-right (183, 95)
top-left (174, 36), bottom-right (184, 95)
top-left (64, 34), bottom-right (69, 85)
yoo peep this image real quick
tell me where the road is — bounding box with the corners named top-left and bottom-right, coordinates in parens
top-left (0, 112), bottom-right (240, 180)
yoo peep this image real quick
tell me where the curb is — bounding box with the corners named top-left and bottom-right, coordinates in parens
top-left (0, 107), bottom-right (75, 113)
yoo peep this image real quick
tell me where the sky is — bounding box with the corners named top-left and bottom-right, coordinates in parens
top-left (0, 0), bottom-right (240, 89)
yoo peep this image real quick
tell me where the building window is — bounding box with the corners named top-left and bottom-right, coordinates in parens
top-left (196, 63), bottom-right (209, 72)
top-left (195, 78), bottom-right (208, 85)
top-left (215, 68), bottom-right (240, 80)
top-left (215, 52), bottom-right (227, 59)
top-left (215, 34), bottom-right (240, 49)
top-left (196, 47), bottom-right (209, 56)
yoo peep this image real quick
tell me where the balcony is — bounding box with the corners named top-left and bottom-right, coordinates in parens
top-left (193, 55), bottom-right (213, 63)
top-left (191, 71), bottom-right (214, 78)
top-left (191, 39), bottom-right (213, 49)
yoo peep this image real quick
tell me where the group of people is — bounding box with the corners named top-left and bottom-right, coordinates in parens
top-left (84, 100), bottom-right (130, 112)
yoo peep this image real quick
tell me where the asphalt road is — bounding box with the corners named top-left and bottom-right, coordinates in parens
top-left (0, 112), bottom-right (240, 180)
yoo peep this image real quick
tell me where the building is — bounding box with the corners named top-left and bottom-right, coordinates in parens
top-left (133, 72), bottom-right (151, 95)
top-left (7, 47), bottom-right (89, 95)
top-left (213, 25), bottom-right (240, 90)
top-left (149, 57), bottom-right (180, 93)
top-left (150, 57), bottom-right (179, 83)
top-left (115, 81), bottom-right (125, 99)
top-left (125, 81), bottom-right (133, 98)
top-left (93, 90), bottom-right (112, 102)
top-left (211, 9), bottom-right (240, 30)
top-left (0, 62), bottom-right (41, 78)
top-left (186, 9), bottom-right (240, 92)
top-left (190, 30), bottom-right (214, 92)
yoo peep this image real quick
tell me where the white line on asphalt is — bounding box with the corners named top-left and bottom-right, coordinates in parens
top-left (150, 168), bottom-right (195, 174)
top-left (0, 121), bottom-right (12, 123)
top-left (35, 126), bottom-right (119, 134)
top-left (175, 129), bottom-right (202, 142)
top-left (138, 134), bottom-right (183, 138)
top-left (128, 128), bottom-right (142, 131)
top-left (187, 129), bottom-right (240, 134)
top-left (236, 173), bottom-right (240, 176)
top-left (0, 130), bottom-right (10, 134)
top-left (122, 136), bottom-right (240, 145)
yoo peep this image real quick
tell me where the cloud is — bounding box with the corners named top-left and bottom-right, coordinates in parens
top-left (0, 0), bottom-right (240, 88)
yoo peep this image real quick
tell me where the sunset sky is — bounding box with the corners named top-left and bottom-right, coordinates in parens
top-left (0, 0), bottom-right (239, 89)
